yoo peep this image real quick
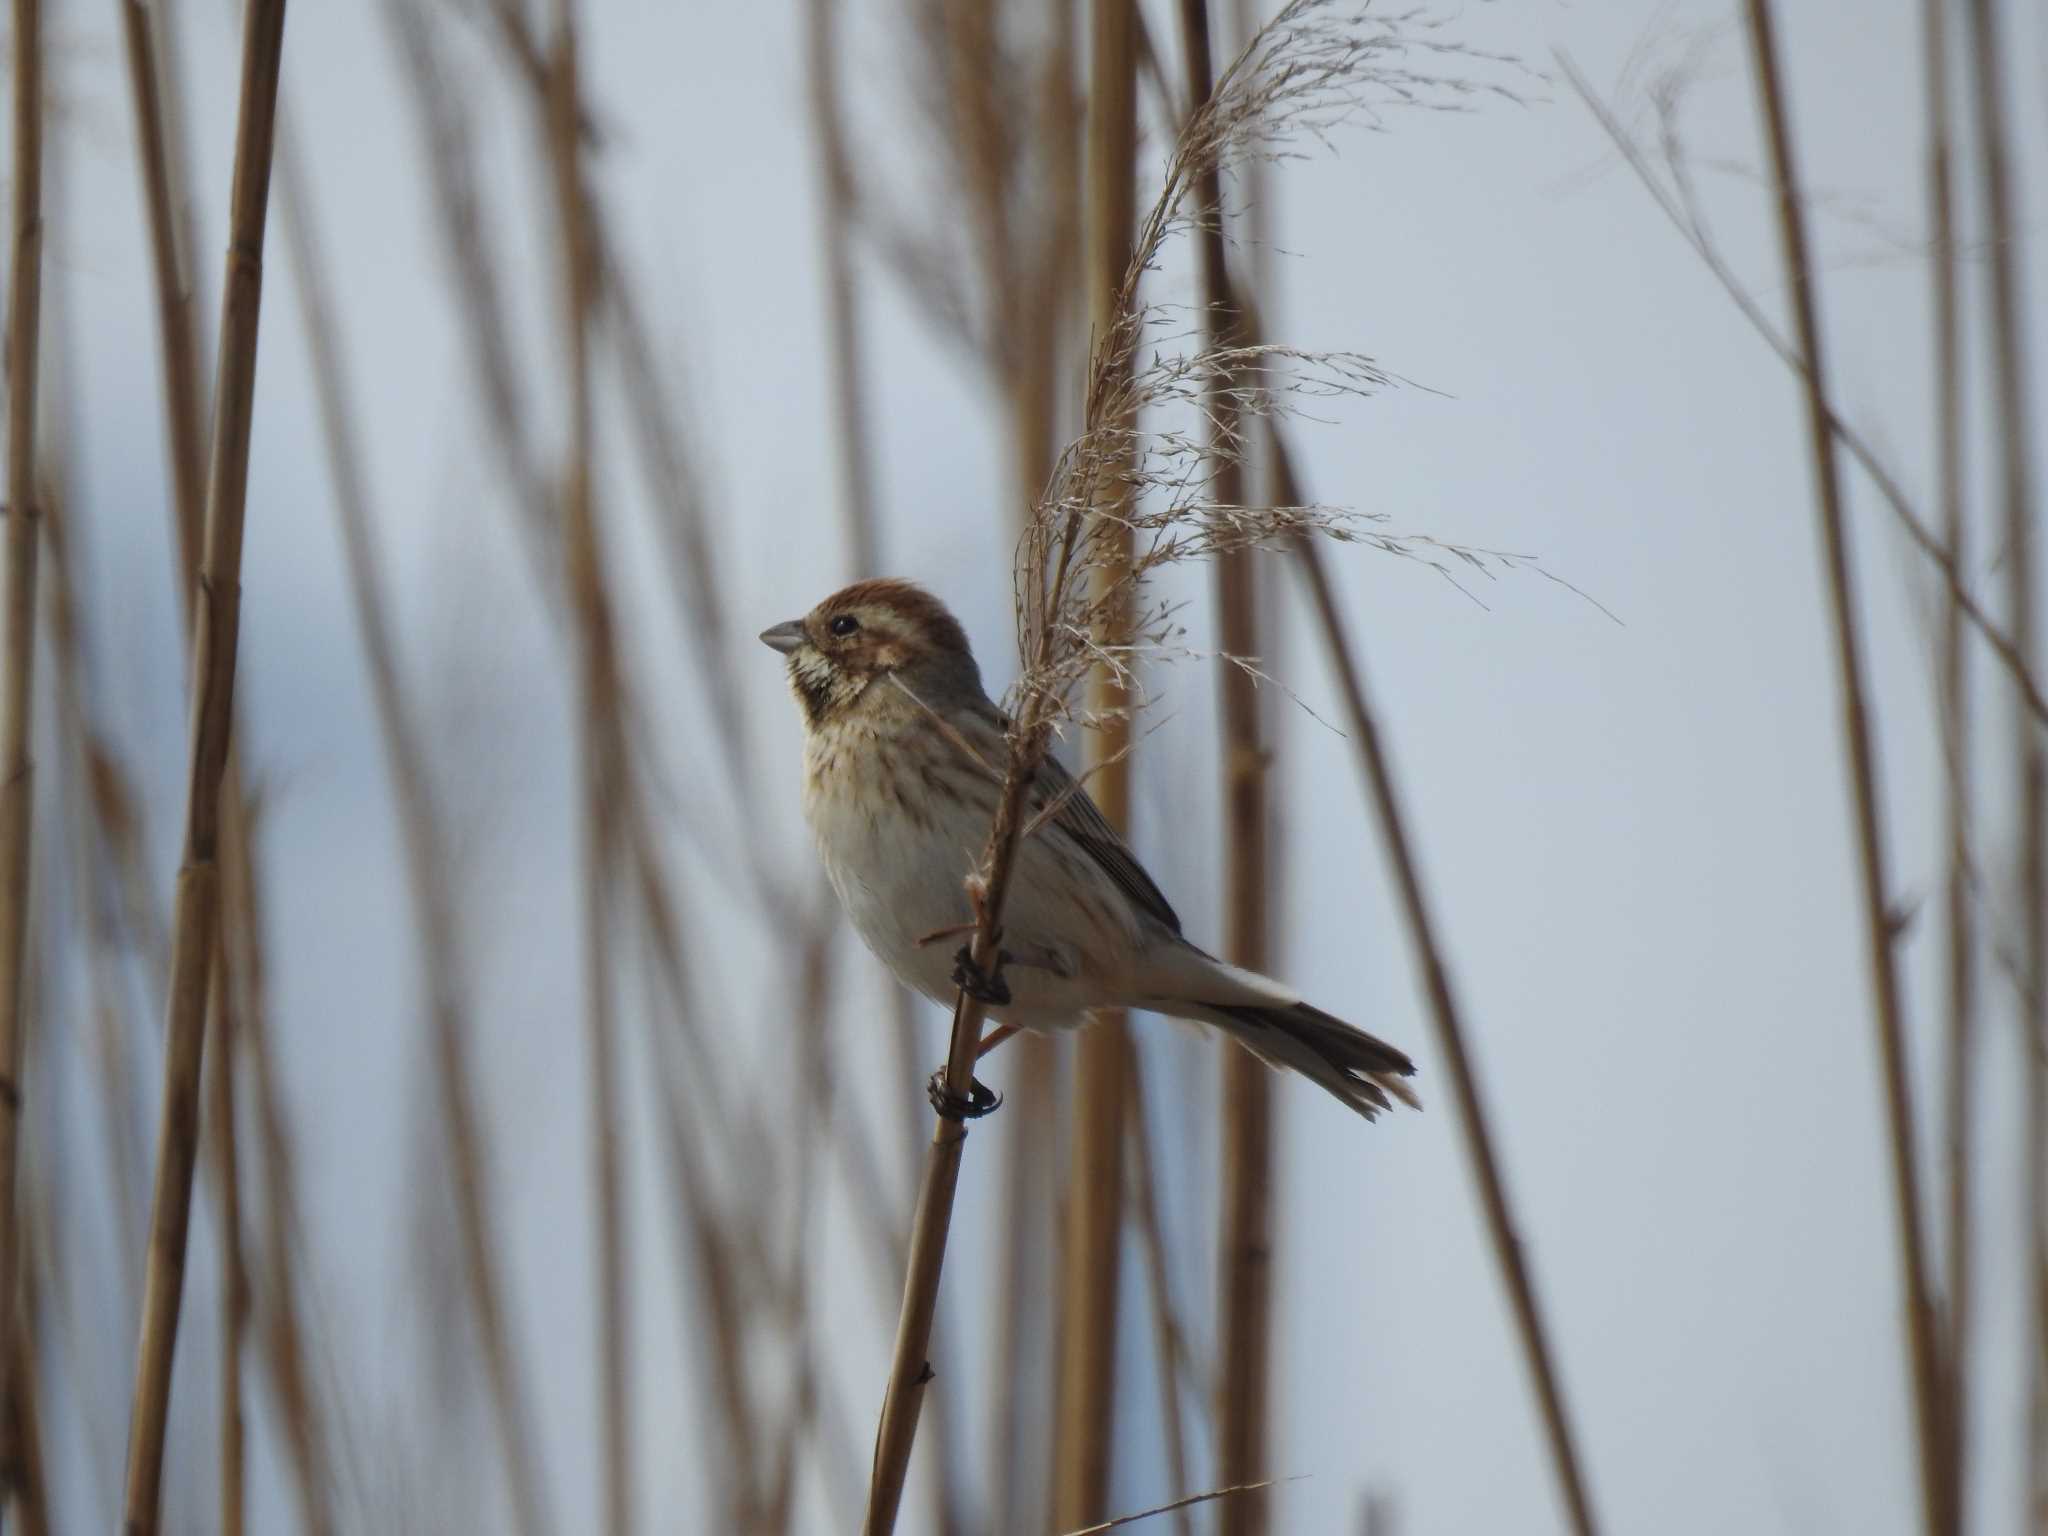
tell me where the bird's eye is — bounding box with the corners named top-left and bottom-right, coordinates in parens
top-left (829, 614), bottom-right (860, 637)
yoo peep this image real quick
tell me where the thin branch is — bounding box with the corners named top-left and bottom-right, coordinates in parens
top-left (122, 1), bottom-right (289, 1529)
top-left (1740, 7), bottom-right (1949, 1531)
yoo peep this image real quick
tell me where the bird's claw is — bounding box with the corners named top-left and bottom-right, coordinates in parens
top-left (927, 1068), bottom-right (1002, 1121)
top-left (952, 944), bottom-right (1012, 1007)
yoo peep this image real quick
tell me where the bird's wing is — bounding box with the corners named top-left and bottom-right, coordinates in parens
top-left (1028, 749), bottom-right (1184, 936)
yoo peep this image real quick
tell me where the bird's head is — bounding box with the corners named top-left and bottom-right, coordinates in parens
top-left (759, 579), bottom-right (982, 727)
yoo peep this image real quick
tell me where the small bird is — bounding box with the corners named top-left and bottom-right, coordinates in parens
top-left (761, 578), bottom-right (1419, 1120)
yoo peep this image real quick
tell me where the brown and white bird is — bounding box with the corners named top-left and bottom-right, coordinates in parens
top-left (761, 578), bottom-right (1419, 1120)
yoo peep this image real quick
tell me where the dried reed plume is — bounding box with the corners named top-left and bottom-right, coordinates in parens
top-left (864, 6), bottom-right (1517, 1530)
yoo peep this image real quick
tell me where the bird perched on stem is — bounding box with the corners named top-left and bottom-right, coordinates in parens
top-left (761, 578), bottom-right (1419, 1121)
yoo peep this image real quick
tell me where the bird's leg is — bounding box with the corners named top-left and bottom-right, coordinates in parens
top-left (951, 943), bottom-right (1012, 1008)
top-left (912, 920), bottom-right (978, 949)
top-left (926, 1068), bottom-right (1002, 1121)
top-left (975, 1022), bottom-right (1021, 1060)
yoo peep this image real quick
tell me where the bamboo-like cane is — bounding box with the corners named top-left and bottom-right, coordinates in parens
top-left (1175, 3), bottom-right (1274, 1526)
top-left (1954, 0), bottom-right (2043, 1521)
top-left (0, 0), bottom-right (47, 1502)
top-left (1741, 6), bottom-right (1950, 1531)
top-left (1271, 427), bottom-right (1604, 1536)
top-left (1051, 4), bottom-right (1139, 1528)
top-left (121, 2), bottom-right (289, 1529)
top-left (1921, 0), bottom-right (1972, 1527)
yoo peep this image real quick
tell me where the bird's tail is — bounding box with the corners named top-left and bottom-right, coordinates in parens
top-left (1197, 1001), bottom-right (1421, 1121)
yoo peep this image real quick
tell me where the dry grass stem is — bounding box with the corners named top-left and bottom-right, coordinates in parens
top-left (1920, 0), bottom-right (1973, 1523)
top-left (120, 0), bottom-right (207, 597)
top-left (1059, 1478), bottom-right (1280, 1535)
top-left (544, 9), bottom-right (634, 1530)
top-left (122, 2), bottom-right (289, 1525)
top-left (1053, 0), bottom-right (1139, 1525)
top-left (1125, 1050), bottom-right (1197, 1536)
top-left (1740, 6), bottom-right (1949, 1529)
top-left (806, 0), bottom-right (882, 576)
top-left (205, 940), bottom-right (246, 1536)
top-left (122, 0), bottom-right (289, 1527)
top-left (1954, 0), bottom-right (2045, 1517)
top-left (1174, 1), bottom-right (1276, 1523)
top-left (0, 0), bottom-right (47, 1504)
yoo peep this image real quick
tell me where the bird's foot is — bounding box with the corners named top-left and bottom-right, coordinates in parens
top-left (927, 1068), bottom-right (1002, 1121)
top-left (951, 944), bottom-right (1012, 1008)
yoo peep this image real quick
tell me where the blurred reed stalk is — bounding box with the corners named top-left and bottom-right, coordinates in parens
top-left (1740, 5), bottom-right (1950, 1532)
top-left (1174, 0), bottom-right (1274, 1524)
top-left (1954, 0), bottom-right (2045, 1520)
top-left (1267, 420), bottom-right (1604, 1536)
top-left (1051, 3), bottom-right (1139, 1527)
top-left (276, 110), bottom-right (552, 1536)
top-left (205, 938), bottom-right (246, 1536)
top-left (122, 0), bottom-right (289, 1525)
top-left (543, 5), bottom-right (635, 1531)
top-left (120, 0), bottom-right (206, 594)
top-left (1920, 0), bottom-right (1972, 1524)
top-left (1125, 1040), bottom-right (1196, 1536)
top-left (804, 0), bottom-right (880, 578)
top-left (0, 0), bottom-right (46, 1511)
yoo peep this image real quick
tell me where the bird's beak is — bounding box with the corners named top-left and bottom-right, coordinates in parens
top-left (758, 620), bottom-right (806, 655)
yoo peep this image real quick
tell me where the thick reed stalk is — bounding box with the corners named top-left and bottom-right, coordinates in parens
top-left (1051, 4), bottom-right (1139, 1528)
top-left (1273, 430), bottom-right (1603, 1536)
top-left (1921, 0), bottom-right (1972, 1525)
top-left (1176, 2), bottom-right (1273, 1524)
top-left (1741, 6), bottom-right (1949, 1530)
top-left (276, 120), bottom-right (550, 1536)
top-left (1954, 0), bottom-right (2043, 1520)
top-left (543, 10), bottom-right (632, 1533)
top-left (0, 0), bottom-right (46, 1494)
top-left (992, 19), bottom-right (1078, 1529)
top-left (122, 3), bottom-right (289, 1528)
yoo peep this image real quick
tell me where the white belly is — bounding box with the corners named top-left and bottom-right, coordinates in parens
top-left (801, 728), bottom-right (1135, 1027)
